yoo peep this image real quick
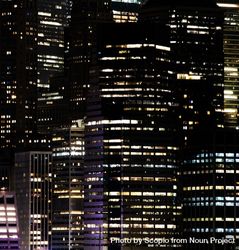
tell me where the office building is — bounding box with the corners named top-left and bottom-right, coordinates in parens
top-left (0, 0), bottom-right (71, 194)
top-left (37, 0), bottom-right (71, 90)
top-left (0, 0), bottom-right (38, 151)
top-left (217, 1), bottom-right (239, 128)
top-left (182, 130), bottom-right (239, 250)
top-left (141, 0), bottom-right (224, 137)
top-left (83, 20), bottom-right (181, 249)
top-left (0, 192), bottom-right (20, 250)
top-left (51, 121), bottom-right (84, 249)
top-left (85, 0), bottom-right (224, 249)
top-left (140, 1), bottom-right (239, 248)
top-left (36, 0), bottom-right (72, 150)
top-left (64, 0), bottom-right (225, 249)
top-left (1, 0), bottom-right (71, 148)
top-left (0, 0), bottom-right (41, 194)
top-left (65, 0), bottom-right (144, 124)
top-left (14, 151), bottom-right (52, 250)
top-left (0, 0), bottom-right (72, 143)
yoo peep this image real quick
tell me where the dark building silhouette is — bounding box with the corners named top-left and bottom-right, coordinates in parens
top-left (0, 0), bottom-right (71, 148)
top-left (0, 0), bottom-right (38, 151)
top-left (0, 0), bottom-right (41, 193)
top-left (141, 0), bottom-right (224, 135)
top-left (65, 0), bottom-right (112, 123)
top-left (0, 0), bottom-right (70, 214)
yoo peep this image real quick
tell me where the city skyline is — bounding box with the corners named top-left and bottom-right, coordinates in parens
top-left (0, 0), bottom-right (239, 249)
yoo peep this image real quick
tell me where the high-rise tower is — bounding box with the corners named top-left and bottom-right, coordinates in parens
top-left (36, 0), bottom-right (72, 142)
top-left (141, 0), bottom-right (224, 136)
top-left (65, 1), bottom-right (182, 249)
top-left (83, 22), bottom-right (181, 249)
top-left (182, 130), bottom-right (239, 250)
top-left (66, 0), bottom-right (144, 123)
top-left (0, 0), bottom-right (38, 151)
top-left (37, 0), bottom-right (71, 90)
top-left (142, 0), bottom-right (226, 249)
top-left (64, 0), bottom-right (226, 249)
top-left (217, 1), bottom-right (239, 128)
top-left (51, 121), bottom-right (84, 249)
top-left (142, 1), bottom-right (239, 248)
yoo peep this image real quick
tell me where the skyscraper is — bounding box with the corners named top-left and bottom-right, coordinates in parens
top-left (65, 0), bottom-right (143, 123)
top-left (0, 0), bottom-right (72, 150)
top-left (182, 130), bottom-right (239, 250)
top-left (217, 1), bottom-right (239, 128)
top-left (141, 1), bottom-right (239, 249)
top-left (36, 0), bottom-right (72, 146)
top-left (0, 0), bottom-right (41, 195)
top-left (64, 0), bottom-right (226, 249)
top-left (37, 0), bottom-right (71, 90)
top-left (15, 151), bottom-right (52, 250)
top-left (141, 0), bottom-right (224, 137)
top-left (0, 0), bottom-right (38, 151)
top-left (65, 2), bottom-right (182, 249)
top-left (51, 121), bottom-right (84, 249)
